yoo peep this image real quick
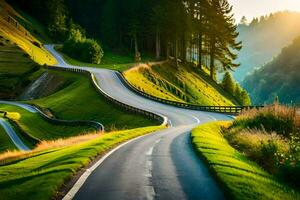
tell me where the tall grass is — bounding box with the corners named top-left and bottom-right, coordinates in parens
top-left (0, 132), bottom-right (102, 165)
top-left (191, 122), bottom-right (300, 200)
top-left (235, 103), bottom-right (299, 137)
top-left (227, 104), bottom-right (300, 188)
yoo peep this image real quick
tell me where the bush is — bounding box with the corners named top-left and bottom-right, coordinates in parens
top-left (62, 28), bottom-right (104, 64)
top-left (225, 104), bottom-right (300, 187)
top-left (234, 104), bottom-right (299, 137)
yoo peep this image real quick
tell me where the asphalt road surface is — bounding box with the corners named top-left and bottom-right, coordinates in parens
top-left (46, 45), bottom-right (230, 200)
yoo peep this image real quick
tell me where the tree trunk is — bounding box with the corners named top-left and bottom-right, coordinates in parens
top-left (134, 32), bottom-right (141, 62)
top-left (198, 32), bottom-right (203, 69)
top-left (175, 35), bottom-right (179, 67)
top-left (189, 34), bottom-right (192, 62)
top-left (155, 28), bottom-right (161, 60)
top-left (166, 40), bottom-right (170, 61)
top-left (181, 33), bottom-right (186, 63)
top-left (210, 37), bottom-right (216, 80)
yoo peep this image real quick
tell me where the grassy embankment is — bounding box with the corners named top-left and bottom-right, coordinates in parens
top-left (124, 62), bottom-right (237, 106)
top-left (0, 119), bottom-right (17, 153)
top-left (31, 70), bottom-right (160, 131)
top-left (226, 104), bottom-right (300, 188)
top-left (0, 104), bottom-right (94, 141)
top-left (191, 121), bottom-right (300, 200)
top-left (0, 37), bottom-right (44, 99)
top-left (0, 125), bottom-right (163, 200)
top-left (0, 0), bottom-right (55, 65)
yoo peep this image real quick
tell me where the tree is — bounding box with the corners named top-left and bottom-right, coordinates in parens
top-left (46, 0), bottom-right (68, 40)
top-left (240, 90), bottom-right (251, 106)
top-left (234, 83), bottom-right (242, 101)
top-left (240, 16), bottom-right (248, 25)
top-left (207, 0), bottom-right (242, 80)
top-left (222, 71), bottom-right (235, 95)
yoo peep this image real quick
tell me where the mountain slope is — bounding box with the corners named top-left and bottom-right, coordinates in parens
top-left (235, 12), bottom-right (300, 82)
top-left (0, 0), bottom-right (56, 65)
top-left (124, 62), bottom-right (237, 106)
top-left (242, 36), bottom-right (300, 104)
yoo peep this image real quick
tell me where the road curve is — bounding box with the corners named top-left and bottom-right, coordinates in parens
top-left (46, 45), bottom-right (230, 200)
top-left (0, 118), bottom-right (30, 151)
top-left (0, 101), bottom-right (37, 151)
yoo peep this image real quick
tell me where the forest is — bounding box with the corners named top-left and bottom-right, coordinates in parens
top-left (12, 0), bottom-right (242, 81)
top-left (235, 11), bottom-right (300, 82)
top-left (243, 36), bottom-right (300, 104)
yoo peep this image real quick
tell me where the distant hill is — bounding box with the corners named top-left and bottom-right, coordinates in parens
top-left (234, 11), bottom-right (300, 82)
top-left (242, 36), bottom-right (300, 104)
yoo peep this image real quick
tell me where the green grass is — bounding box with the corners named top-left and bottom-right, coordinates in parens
top-left (0, 119), bottom-right (17, 153)
top-left (0, 37), bottom-right (44, 99)
top-left (191, 122), bottom-right (300, 200)
top-left (124, 62), bottom-right (237, 106)
top-left (0, 125), bottom-right (163, 200)
top-left (56, 46), bottom-right (155, 71)
top-left (31, 70), bottom-right (160, 131)
top-left (0, 104), bottom-right (94, 142)
top-left (0, 1), bottom-right (56, 65)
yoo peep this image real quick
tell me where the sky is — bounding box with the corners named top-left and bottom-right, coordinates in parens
top-left (228, 0), bottom-right (300, 22)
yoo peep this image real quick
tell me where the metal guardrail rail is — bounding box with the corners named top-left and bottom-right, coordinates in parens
top-left (46, 66), bottom-right (168, 126)
top-left (32, 104), bottom-right (104, 132)
top-left (0, 100), bottom-right (104, 145)
top-left (117, 72), bottom-right (264, 114)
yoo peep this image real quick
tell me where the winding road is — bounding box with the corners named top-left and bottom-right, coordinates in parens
top-left (46, 45), bottom-right (231, 200)
top-left (0, 100), bottom-right (37, 151)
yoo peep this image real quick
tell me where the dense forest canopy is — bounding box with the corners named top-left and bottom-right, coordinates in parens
top-left (234, 11), bottom-right (300, 82)
top-left (243, 36), bottom-right (300, 105)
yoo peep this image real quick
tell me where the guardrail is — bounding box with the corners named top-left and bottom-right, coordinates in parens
top-left (0, 100), bottom-right (104, 146)
top-left (117, 72), bottom-right (264, 114)
top-left (31, 104), bottom-right (104, 132)
top-left (46, 66), bottom-right (168, 126)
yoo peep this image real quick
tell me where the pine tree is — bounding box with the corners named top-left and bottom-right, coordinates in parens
top-left (240, 16), bottom-right (248, 25)
top-left (222, 71), bottom-right (235, 95)
top-left (46, 0), bottom-right (68, 40)
top-left (207, 0), bottom-right (242, 80)
top-left (240, 90), bottom-right (251, 106)
top-left (234, 83), bottom-right (242, 102)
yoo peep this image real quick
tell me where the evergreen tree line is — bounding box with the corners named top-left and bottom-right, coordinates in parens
top-left (98, 0), bottom-right (242, 81)
top-left (12, 0), bottom-right (242, 80)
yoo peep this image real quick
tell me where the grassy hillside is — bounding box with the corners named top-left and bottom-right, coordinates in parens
top-left (0, 104), bottom-right (94, 141)
top-left (0, 119), bottom-right (17, 153)
top-left (243, 36), bottom-right (300, 104)
top-left (235, 11), bottom-right (300, 82)
top-left (31, 70), bottom-right (159, 131)
top-left (0, 0), bottom-right (56, 65)
top-left (0, 125), bottom-right (163, 200)
top-left (191, 122), bottom-right (300, 200)
top-left (124, 62), bottom-right (237, 106)
top-left (0, 36), bottom-right (45, 99)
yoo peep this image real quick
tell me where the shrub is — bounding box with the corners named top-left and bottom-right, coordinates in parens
top-left (62, 27), bottom-right (104, 64)
top-left (226, 104), bottom-right (300, 187)
top-left (234, 104), bottom-right (299, 137)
